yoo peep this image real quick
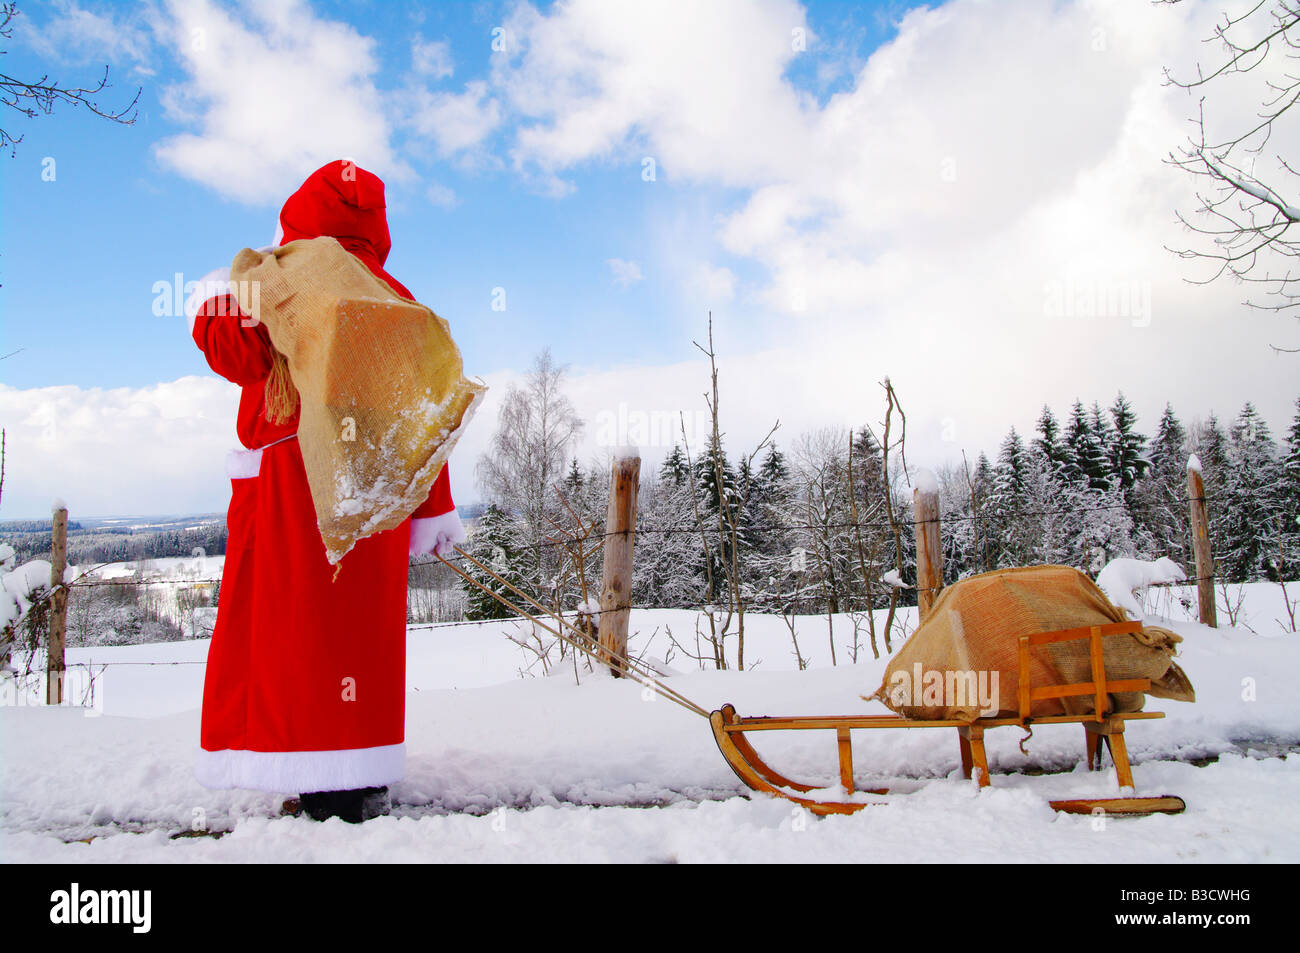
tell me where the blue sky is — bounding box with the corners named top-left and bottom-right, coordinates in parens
top-left (1, 0), bottom-right (1297, 518)
top-left (0, 0), bottom-right (900, 392)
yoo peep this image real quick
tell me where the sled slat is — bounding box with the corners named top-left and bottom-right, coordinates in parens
top-left (1032, 678), bottom-right (1150, 701)
top-left (1048, 797), bottom-right (1185, 816)
top-left (1025, 621), bottom-right (1143, 645)
top-left (722, 711), bottom-right (1165, 732)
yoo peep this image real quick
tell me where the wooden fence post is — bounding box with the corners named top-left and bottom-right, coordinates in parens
top-left (46, 502), bottom-right (69, 705)
top-left (912, 470), bottom-right (942, 622)
top-left (1187, 457), bottom-right (1217, 628)
top-left (598, 454), bottom-right (640, 677)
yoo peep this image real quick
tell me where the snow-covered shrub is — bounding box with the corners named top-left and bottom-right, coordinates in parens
top-left (64, 580), bottom-right (184, 647)
top-left (1, 550), bottom-right (57, 674)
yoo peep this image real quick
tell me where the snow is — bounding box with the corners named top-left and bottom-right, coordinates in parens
top-left (910, 468), bottom-right (939, 495)
top-left (52, 497), bottom-right (67, 513)
top-left (1, 559), bottom-right (55, 631)
top-left (882, 569), bottom-right (909, 589)
top-left (1187, 454), bottom-right (1202, 474)
top-left (2, 589), bottom-right (1298, 861)
top-left (1096, 557), bottom-right (1189, 619)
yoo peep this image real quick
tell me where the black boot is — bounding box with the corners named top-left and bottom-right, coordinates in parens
top-left (299, 786), bottom-right (389, 823)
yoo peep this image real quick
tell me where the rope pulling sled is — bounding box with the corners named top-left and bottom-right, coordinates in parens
top-left (439, 548), bottom-right (1187, 818)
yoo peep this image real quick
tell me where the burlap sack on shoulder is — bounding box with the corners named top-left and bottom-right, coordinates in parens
top-left (231, 237), bottom-right (486, 565)
top-left (870, 565), bottom-right (1195, 721)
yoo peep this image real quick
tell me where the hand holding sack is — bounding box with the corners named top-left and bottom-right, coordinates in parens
top-left (231, 237), bottom-right (486, 565)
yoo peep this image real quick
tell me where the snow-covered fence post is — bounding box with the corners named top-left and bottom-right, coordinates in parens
top-left (1186, 456), bottom-right (1217, 628)
top-left (46, 502), bottom-right (69, 705)
top-left (912, 470), bottom-right (942, 621)
top-left (597, 453), bottom-right (640, 677)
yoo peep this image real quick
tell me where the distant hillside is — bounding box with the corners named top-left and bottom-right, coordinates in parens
top-left (0, 514), bottom-right (228, 566)
top-left (2, 506), bottom-right (478, 566)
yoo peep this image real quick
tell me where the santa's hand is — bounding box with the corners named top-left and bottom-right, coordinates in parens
top-left (410, 510), bottom-right (466, 558)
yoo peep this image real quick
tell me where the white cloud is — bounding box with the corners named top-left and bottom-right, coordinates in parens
top-left (404, 79), bottom-right (502, 158)
top-left (0, 376), bottom-right (239, 519)
top-left (151, 0), bottom-right (404, 205)
top-left (473, 0), bottom-right (1297, 476)
top-left (494, 0), bottom-right (815, 188)
top-left (606, 258), bottom-right (643, 287)
top-left (412, 36), bottom-right (454, 80)
top-left (18, 0), bottom-right (152, 67)
top-left (426, 181), bottom-right (459, 209)
top-left (689, 263), bottom-right (737, 302)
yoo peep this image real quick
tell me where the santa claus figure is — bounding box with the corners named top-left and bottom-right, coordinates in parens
top-left (187, 160), bottom-right (464, 822)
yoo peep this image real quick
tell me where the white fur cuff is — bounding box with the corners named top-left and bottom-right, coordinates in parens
top-left (410, 510), bottom-right (466, 557)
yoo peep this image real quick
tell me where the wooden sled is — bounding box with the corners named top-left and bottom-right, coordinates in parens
top-left (710, 621), bottom-right (1186, 818)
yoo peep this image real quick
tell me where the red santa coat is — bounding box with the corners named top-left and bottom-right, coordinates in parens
top-left (192, 161), bottom-right (460, 793)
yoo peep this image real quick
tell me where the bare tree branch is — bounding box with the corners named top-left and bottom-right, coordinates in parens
top-left (0, 3), bottom-right (141, 156)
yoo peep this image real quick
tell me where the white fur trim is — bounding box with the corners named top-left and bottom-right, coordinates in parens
top-left (226, 447), bottom-right (263, 480)
top-left (274, 220), bottom-right (284, 246)
top-left (410, 510), bottom-right (466, 557)
top-left (225, 435), bottom-right (297, 479)
top-left (195, 743), bottom-right (405, 793)
top-left (186, 246), bottom-right (279, 333)
top-left (185, 265), bottom-right (235, 333)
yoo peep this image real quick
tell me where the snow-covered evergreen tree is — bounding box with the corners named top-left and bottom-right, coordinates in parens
top-left (462, 504), bottom-right (519, 621)
top-left (1108, 392), bottom-right (1149, 492)
top-left (660, 444), bottom-right (690, 487)
top-left (1062, 400), bottom-right (1092, 487)
top-left (1189, 413), bottom-right (1231, 569)
top-left (1085, 401), bottom-right (1117, 490)
top-left (987, 427), bottom-right (1035, 567)
top-left (1033, 405), bottom-right (1069, 474)
top-left (633, 470), bottom-right (705, 610)
top-left (1220, 403), bottom-right (1283, 581)
top-left (1278, 398), bottom-right (1300, 577)
top-left (1130, 403), bottom-right (1191, 566)
top-left (970, 451), bottom-right (994, 573)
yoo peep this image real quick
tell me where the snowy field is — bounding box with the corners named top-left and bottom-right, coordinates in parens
top-left (1, 583), bottom-right (1298, 863)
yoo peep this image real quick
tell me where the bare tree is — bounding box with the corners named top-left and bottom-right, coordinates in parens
top-left (1164, 0), bottom-right (1300, 337)
top-left (790, 427), bottom-right (854, 665)
top-left (873, 377), bottom-right (910, 654)
top-left (0, 3), bottom-right (141, 155)
top-left (676, 316), bottom-right (777, 670)
top-left (475, 349), bottom-right (585, 594)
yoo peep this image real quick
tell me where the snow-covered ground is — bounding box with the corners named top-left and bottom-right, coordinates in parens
top-left (2, 585), bottom-right (1298, 863)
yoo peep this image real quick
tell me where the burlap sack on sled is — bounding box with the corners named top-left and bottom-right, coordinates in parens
top-left (231, 237), bottom-right (486, 565)
top-left (869, 565), bottom-right (1195, 721)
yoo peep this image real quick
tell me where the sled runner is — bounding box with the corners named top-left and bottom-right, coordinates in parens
top-left (438, 549), bottom-right (1186, 819)
top-left (710, 621), bottom-right (1186, 817)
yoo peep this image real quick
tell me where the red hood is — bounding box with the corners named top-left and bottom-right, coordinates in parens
top-left (278, 160), bottom-right (392, 271)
